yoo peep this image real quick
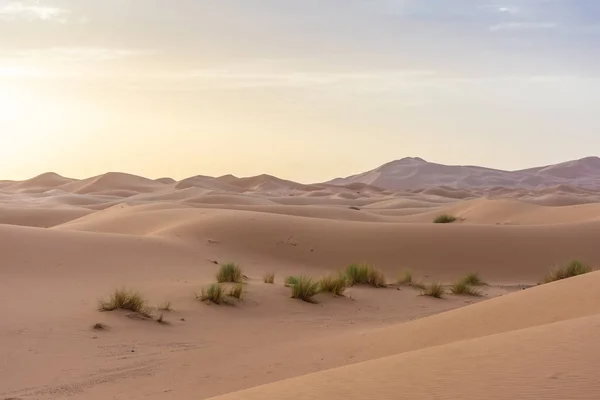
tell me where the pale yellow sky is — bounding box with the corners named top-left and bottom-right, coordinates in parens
top-left (1, 0), bottom-right (600, 182)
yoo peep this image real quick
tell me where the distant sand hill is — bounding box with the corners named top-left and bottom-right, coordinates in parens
top-left (1, 157), bottom-right (600, 399)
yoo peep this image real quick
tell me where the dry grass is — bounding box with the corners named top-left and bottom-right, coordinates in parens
top-left (263, 272), bottom-right (275, 284)
top-left (320, 273), bottom-right (350, 296)
top-left (421, 282), bottom-right (445, 298)
top-left (541, 260), bottom-right (593, 284)
top-left (156, 312), bottom-right (168, 324)
top-left (434, 214), bottom-right (457, 224)
top-left (460, 272), bottom-right (485, 286)
top-left (397, 270), bottom-right (426, 289)
top-left (198, 283), bottom-right (225, 304)
top-left (450, 280), bottom-right (482, 296)
top-left (345, 263), bottom-right (387, 288)
top-left (93, 322), bottom-right (108, 330)
top-left (290, 277), bottom-right (321, 302)
top-left (216, 262), bottom-right (243, 283)
top-left (227, 283), bottom-right (244, 300)
top-left (158, 301), bottom-right (172, 311)
top-left (284, 275), bottom-right (300, 287)
top-left (99, 289), bottom-right (150, 316)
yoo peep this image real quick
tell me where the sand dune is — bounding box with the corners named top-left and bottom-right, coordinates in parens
top-left (2, 162), bottom-right (600, 399)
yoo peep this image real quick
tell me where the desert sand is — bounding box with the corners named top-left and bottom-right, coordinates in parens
top-left (2, 157), bottom-right (600, 399)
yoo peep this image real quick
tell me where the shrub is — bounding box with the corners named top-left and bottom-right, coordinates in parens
top-left (345, 263), bottom-right (387, 288)
top-left (320, 273), bottom-right (349, 296)
top-left (216, 262), bottom-right (243, 283)
top-left (284, 276), bottom-right (300, 287)
top-left (263, 272), bottom-right (275, 284)
top-left (541, 260), bottom-right (593, 284)
top-left (199, 284), bottom-right (225, 304)
top-left (450, 281), bottom-right (482, 296)
top-left (290, 277), bottom-right (321, 302)
top-left (398, 270), bottom-right (426, 290)
top-left (227, 283), bottom-right (244, 300)
top-left (99, 289), bottom-right (149, 316)
top-left (460, 272), bottom-right (485, 286)
top-left (421, 282), bottom-right (445, 298)
top-left (158, 301), bottom-right (172, 311)
top-left (156, 312), bottom-right (168, 324)
top-left (434, 214), bottom-right (457, 224)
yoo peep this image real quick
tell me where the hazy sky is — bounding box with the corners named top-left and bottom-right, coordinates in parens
top-left (1, 0), bottom-right (599, 182)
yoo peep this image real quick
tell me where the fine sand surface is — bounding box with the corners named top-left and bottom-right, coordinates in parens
top-left (2, 170), bottom-right (600, 399)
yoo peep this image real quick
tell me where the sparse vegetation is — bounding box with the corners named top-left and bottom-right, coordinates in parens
top-left (263, 272), bottom-right (275, 284)
top-left (434, 214), bottom-right (457, 224)
top-left (460, 272), bottom-right (485, 286)
top-left (199, 283), bottom-right (225, 304)
top-left (158, 301), bottom-right (172, 311)
top-left (397, 270), bottom-right (426, 290)
top-left (290, 276), bottom-right (321, 302)
top-left (450, 280), bottom-right (482, 296)
top-left (320, 273), bottom-right (349, 296)
top-left (345, 263), bottom-right (387, 288)
top-left (285, 275), bottom-right (300, 287)
top-left (156, 312), bottom-right (168, 324)
top-left (227, 283), bottom-right (244, 300)
top-left (541, 260), bottom-right (593, 284)
top-left (93, 322), bottom-right (107, 330)
top-left (99, 289), bottom-right (150, 316)
top-left (216, 262), bottom-right (243, 283)
top-left (421, 282), bottom-right (445, 298)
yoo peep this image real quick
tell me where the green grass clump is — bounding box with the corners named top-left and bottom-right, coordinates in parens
top-left (320, 273), bottom-right (349, 296)
top-left (421, 282), bottom-right (445, 298)
top-left (263, 272), bottom-right (275, 284)
top-left (216, 262), bottom-right (243, 283)
top-left (99, 289), bottom-right (149, 315)
top-left (345, 263), bottom-right (387, 288)
top-left (434, 214), bottom-right (457, 224)
top-left (199, 283), bottom-right (225, 304)
top-left (290, 277), bottom-right (321, 302)
top-left (450, 281), bottom-right (482, 296)
top-left (397, 270), bottom-right (426, 290)
top-left (284, 275), bottom-right (300, 287)
top-left (541, 260), bottom-right (593, 284)
top-left (227, 283), bottom-right (244, 300)
top-left (460, 272), bottom-right (485, 286)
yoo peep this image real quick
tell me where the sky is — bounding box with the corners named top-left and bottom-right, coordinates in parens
top-left (1, 0), bottom-right (599, 182)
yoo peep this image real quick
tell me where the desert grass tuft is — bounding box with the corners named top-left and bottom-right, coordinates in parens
top-left (290, 277), bottom-right (321, 302)
top-left (93, 322), bottom-right (108, 330)
top-left (263, 272), bottom-right (275, 284)
top-left (216, 262), bottom-right (243, 283)
top-left (397, 270), bottom-right (426, 290)
top-left (345, 263), bottom-right (387, 288)
top-left (459, 272), bottom-right (485, 286)
top-left (421, 282), bottom-right (445, 298)
top-left (198, 283), bottom-right (225, 304)
top-left (450, 280), bottom-right (482, 296)
top-left (158, 301), bottom-right (172, 311)
top-left (284, 275), bottom-right (300, 287)
top-left (433, 214), bottom-right (457, 224)
top-left (320, 273), bottom-right (350, 296)
top-left (156, 312), bottom-right (169, 324)
top-left (541, 260), bottom-right (593, 284)
top-left (99, 289), bottom-right (150, 316)
top-left (227, 283), bottom-right (244, 300)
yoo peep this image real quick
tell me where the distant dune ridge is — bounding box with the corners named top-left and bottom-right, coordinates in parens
top-left (2, 155), bottom-right (600, 399)
top-left (328, 156), bottom-right (600, 190)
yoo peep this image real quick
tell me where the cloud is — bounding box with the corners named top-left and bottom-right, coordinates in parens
top-left (489, 21), bottom-right (558, 31)
top-left (0, 1), bottom-right (67, 22)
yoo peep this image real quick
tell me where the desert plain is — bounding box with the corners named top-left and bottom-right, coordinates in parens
top-left (2, 156), bottom-right (600, 399)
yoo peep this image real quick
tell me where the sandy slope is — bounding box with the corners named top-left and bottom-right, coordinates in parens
top-left (2, 168), bottom-right (600, 399)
